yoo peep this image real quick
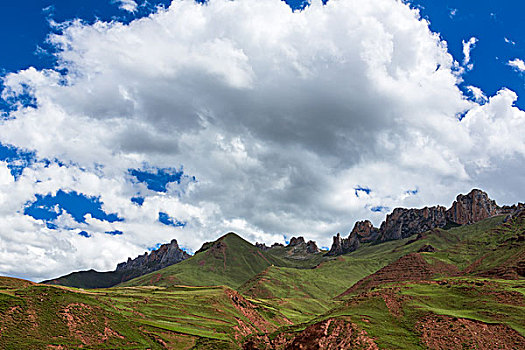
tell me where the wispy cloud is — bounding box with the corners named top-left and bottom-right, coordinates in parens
top-left (115, 0), bottom-right (138, 13)
top-left (504, 37), bottom-right (516, 45)
top-left (466, 86), bottom-right (488, 103)
top-left (508, 58), bottom-right (525, 72)
top-left (462, 37), bottom-right (478, 70)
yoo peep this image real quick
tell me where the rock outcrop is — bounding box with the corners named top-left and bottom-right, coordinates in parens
top-left (306, 240), bottom-right (320, 253)
top-left (351, 220), bottom-right (380, 243)
top-left (446, 189), bottom-right (501, 225)
top-left (288, 236), bottom-right (306, 247)
top-left (325, 220), bottom-right (380, 256)
top-left (327, 189), bottom-right (515, 257)
top-left (116, 239), bottom-right (190, 279)
top-left (379, 206), bottom-right (447, 242)
top-left (255, 242), bottom-right (270, 251)
top-left (325, 232), bottom-right (360, 256)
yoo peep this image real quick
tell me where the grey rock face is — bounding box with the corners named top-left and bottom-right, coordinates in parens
top-left (255, 242), bottom-right (270, 250)
top-left (288, 236), bottom-right (306, 247)
top-left (351, 220), bottom-right (380, 243)
top-left (116, 239), bottom-right (190, 279)
top-left (306, 240), bottom-right (320, 254)
top-left (325, 232), bottom-right (360, 256)
top-left (379, 206), bottom-right (447, 242)
top-left (325, 189), bottom-right (515, 256)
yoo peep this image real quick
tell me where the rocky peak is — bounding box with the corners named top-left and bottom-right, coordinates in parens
top-left (446, 189), bottom-right (501, 225)
top-left (326, 189), bottom-right (519, 257)
top-left (325, 232), bottom-right (359, 256)
top-left (255, 242), bottom-right (270, 251)
top-left (379, 205), bottom-right (447, 242)
top-left (306, 240), bottom-right (320, 253)
top-left (288, 236), bottom-right (306, 247)
top-left (351, 220), bottom-right (380, 243)
top-left (116, 239), bottom-right (190, 275)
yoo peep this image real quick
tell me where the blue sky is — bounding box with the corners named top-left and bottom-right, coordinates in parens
top-left (410, 0), bottom-right (525, 108)
top-left (1, 0), bottom-right (523, 107)
top-left (0, 0), bottom-right (523, 281)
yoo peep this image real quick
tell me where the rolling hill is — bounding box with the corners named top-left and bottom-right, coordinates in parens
top-left (2, 190), bottom-right (524, 349)
top-left (121, 232), bottom-right (328, 289)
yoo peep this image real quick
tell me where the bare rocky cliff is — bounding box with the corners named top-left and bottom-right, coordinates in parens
top-left (326, 189), bottom-right (519, 257)
top-left (43, 238), bottom-right (190, 288)
top-left (446, 189), bottom-right (501, 225)
top-left (116, 239), bottom-right (190, 280)
top-left (379, 205), bottom-right (448, 242)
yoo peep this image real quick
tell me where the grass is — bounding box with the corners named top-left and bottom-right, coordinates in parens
top-left (121, 232), bottom-right (332, 290)
top-left (41, 269), bottom-right (126, 289)
top-left (1, 214), bottom-right (523, 348)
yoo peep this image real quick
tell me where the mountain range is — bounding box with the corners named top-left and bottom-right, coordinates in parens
top-left (0, 189), bottom-right (523, 349)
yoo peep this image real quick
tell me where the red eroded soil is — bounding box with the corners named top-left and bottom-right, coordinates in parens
top-left (243, 318), bottom-right (378, 350)
top-left (224, 288), bottom-right (286, 340)
top-left (478, 248), bottom-right (525, 280)
top-left (381, 288), bottom-right (409, 317)
top-left (60, 303), bottom-right (124, 345)
top-left (339, 253), bottom-right (459, 297)
top-left (417, 314), bottom-right (525, 349)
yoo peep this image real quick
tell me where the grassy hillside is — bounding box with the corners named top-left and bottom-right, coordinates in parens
top-left (121, 233), bottom-right (280, 289)
top-left (0, 277), bottom-right (159, 349)
top-left (0, 277), bottom-right (291, 349)
top-left (245, 277), bottom-right (525, 349)
top-left (240, 215), bottom-right (522, 323)
top-left (2, 213), bottom-right (523, 349)
top-left (42, 269), bottom-right (126, 289)
top-left (122, 232), bottom-right (333, 289)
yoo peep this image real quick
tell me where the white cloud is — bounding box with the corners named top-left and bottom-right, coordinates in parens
top-left (115, 0), bottom-right (138, 13)
top-left (462, 37), bottom-right (478, 69)
top-left (504, 37), bottom-right (516, 45)
top-left (466, 85), bottom-right (488, 103)
top-left (508, 58), bottom-right (525, 72)
top-left (0, 0), bottom-right (524, 281)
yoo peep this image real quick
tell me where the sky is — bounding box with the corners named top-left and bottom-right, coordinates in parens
top-left (0, 0), bottom-right (523, 281)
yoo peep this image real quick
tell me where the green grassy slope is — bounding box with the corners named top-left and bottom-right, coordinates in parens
top-left (122, 232), bottom-right (333, 289)
top-left (42, 269), bottom-right (126, 289)
top-left (121, 233), bottom-right (282, 289)
top-left (0, 277), bottom-right (292, 349)
top-left (246, 277), bottom-right (525, 349)
top-left (0, 277), bottom-right (160, 349)
top-left (240, 215), bottom-right (522, 323)
top-left (2, 213), bottom-right (522, 349)
top-left (243, 213), bottom-right (524, 348)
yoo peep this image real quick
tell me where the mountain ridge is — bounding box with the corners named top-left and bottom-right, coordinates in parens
top-left (43, 189), bottom-right (523, 290)
top-left (325, 188), bottom-right (524, 256)
top-left (2, 192), bottom-right (523, 349)
top-left (42, 238), bottom-right (189, 288)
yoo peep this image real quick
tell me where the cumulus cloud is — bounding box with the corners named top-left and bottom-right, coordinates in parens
top-left (0, 0), bottom-right (524, 281)
top-left (508, 58), bottom-right (525, 72)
